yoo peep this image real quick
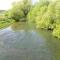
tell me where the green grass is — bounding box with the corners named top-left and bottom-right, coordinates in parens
top-left (0, 19), bottom-right (14, 29)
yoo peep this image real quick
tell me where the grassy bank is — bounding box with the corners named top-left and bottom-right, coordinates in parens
top-left (0, 19), bottom-right (14, 29)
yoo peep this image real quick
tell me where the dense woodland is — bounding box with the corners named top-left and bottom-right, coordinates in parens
top-left (0, 0), bottom-right (60, 38)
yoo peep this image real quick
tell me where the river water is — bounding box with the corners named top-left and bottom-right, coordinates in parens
top-left (0, 22), bottom-right (60, 60)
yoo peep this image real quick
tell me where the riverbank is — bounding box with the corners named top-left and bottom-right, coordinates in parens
top-left (0, 19), bottom-right (14, 29)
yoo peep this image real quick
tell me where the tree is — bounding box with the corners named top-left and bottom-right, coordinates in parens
top-left (8, 0), bottom-right (31, 22)
top-left (27, 0), bottom-right (50, 26)
top-left (22, 0), bottom-right (31, 16)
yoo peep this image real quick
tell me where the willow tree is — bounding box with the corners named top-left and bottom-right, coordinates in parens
top-left (8, 0), bottom-right (31, 22)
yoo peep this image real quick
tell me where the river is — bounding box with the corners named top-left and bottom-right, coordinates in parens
top-left (0, 22), bottom-right (60, 60)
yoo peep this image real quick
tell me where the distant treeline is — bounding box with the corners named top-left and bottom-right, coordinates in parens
top-left (0, 10), bottom-right (6, 14)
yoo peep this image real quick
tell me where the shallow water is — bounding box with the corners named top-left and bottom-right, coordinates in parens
top-left (0, 22), bottom-right (60, 60)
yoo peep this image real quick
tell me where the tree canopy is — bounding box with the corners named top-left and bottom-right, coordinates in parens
top-left (27, 0), bottom-right (60, 38)
top-left (8, 0), bottom-right (31, 22)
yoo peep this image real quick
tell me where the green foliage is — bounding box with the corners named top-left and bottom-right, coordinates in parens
top-left (0, 19), bottom-right (13, 29)
top-left (0, 16), bottom-right (14, 29)
top-left (52, 1), bottom-right (60, 38)
top-left (27, 0), bottom-right (60, 38)
top-left (53, 24), bottom-right (60, 38)
top-left (36, 12), bottom-right (52, 29)
top-left (28, 0), bottom-right (51, 28)
top-left (27, 0), bottom-right (49, 24)
top-left (0, 11), bottom-right (14, 29)
top-left (8, 0), bottom-right (31, 22)
top-left (0, 0), bottom-right (60, 38)
top-left (0, 0), bottom-right (31, 29)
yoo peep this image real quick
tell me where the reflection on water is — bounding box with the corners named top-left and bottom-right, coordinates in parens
top-left (37, 30), bottom-right (60, 60)
top-left (11, 22), bottom-right (28, 31)
top-left (0, 22), bottom-right (59, 60)
top-left (11, 22), bottom-right (36, 31)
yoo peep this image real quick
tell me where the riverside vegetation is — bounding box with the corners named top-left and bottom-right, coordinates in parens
top-left (0, 0), bottom-right (60, 38)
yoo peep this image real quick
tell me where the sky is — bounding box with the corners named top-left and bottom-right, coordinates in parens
top-left (0, 0), bottom-right (38, 10)
top-left (0, 0), bottom-right (21, 10)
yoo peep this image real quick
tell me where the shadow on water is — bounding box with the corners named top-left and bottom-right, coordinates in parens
top-left (0, 22), bottom-right (59, 60)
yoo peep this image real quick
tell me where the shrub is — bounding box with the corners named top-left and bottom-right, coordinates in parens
top-left (53, 24), bottom-right (60, 38)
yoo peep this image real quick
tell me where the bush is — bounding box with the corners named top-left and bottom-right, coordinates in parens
top-left (28, 0), bottom-right (60, 38)
top-left (53, 24), bottom-right (60, 38)
top-left (8, 0), bottom-right (31, 22)
top-left (27, 1), bottom-right (49, 24)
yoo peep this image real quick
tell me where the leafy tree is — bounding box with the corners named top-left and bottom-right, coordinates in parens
top-left (53, 24), bottom-right (60, 38)
top-left (8, 0), bottom-right (31, 22)
top-left (28, 0), bottom-right (49, 21)
top-left (52, 0), bottom-right (60, 38)
top-left (28, 0), bottom-right (50, 27)
top-left (28, 0), bottom-right (60, 38)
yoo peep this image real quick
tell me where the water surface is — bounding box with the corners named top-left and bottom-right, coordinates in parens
top-left (0, 22), bottom-right (60, 60)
